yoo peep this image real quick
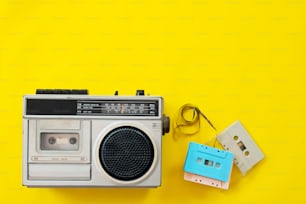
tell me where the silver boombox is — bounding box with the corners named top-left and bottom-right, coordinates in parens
top-left (22, 89), bottom-right (169, 187)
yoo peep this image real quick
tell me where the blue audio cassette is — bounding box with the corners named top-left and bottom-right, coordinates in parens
top-left (184, 142), bottom-right (234, 189)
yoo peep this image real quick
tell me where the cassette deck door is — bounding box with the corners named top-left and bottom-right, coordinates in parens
top-left (28, 119), bottom-right (91, 164)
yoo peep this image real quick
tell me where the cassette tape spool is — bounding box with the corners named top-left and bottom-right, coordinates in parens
top-left (184, 142), bottom-right (234, 189)
top-left (217, 121), bottom-right (264, 175)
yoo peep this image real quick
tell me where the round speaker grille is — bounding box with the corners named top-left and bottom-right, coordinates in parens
top-left (99, 126), bottom-right (154, 181)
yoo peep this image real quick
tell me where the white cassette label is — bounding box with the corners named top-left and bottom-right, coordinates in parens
top-left (217, 121), bottom-right (264, 175)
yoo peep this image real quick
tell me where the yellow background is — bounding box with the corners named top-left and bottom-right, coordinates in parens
top-left (0, 0), bottom-right (305, 203)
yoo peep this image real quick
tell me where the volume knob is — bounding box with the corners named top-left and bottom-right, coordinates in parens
top-left (136, 90), bottom-right (145, 96)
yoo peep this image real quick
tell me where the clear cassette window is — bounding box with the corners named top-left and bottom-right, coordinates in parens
top-left (40, 133), bottom-right (79, 151)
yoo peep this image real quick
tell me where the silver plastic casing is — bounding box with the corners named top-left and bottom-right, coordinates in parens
top-left (22, 94), bottom-right (164, 187)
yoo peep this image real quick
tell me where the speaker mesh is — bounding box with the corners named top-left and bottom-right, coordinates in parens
top-left (99, 126), bottom-right (154, 181)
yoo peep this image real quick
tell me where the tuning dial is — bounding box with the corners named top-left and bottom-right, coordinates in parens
top-left (162, 114), bottom-right (170, 135)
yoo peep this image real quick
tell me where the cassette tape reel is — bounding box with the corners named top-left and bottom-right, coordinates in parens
top-left (22, 89), bottom-right (170, 187)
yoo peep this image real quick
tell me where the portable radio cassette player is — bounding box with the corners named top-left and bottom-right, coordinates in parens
top-left (22, 89), bottom-right (170, 187)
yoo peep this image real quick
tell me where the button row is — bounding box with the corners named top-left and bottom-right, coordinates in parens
top-left (36, 89), bottom-right (88, 95)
